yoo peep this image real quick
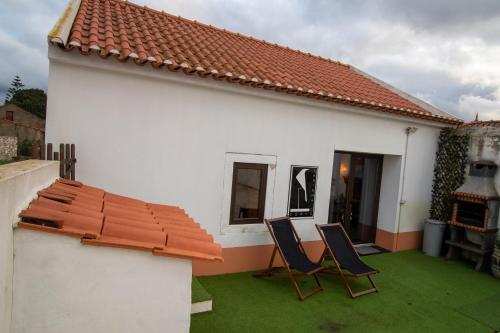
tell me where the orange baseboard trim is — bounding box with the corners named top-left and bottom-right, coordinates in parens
top-left (193, 240), bottom-right (325, 276)
top-left (375, 229), bottom-right (423, 252)
top-left (194, 229), bottom-right (423, 276)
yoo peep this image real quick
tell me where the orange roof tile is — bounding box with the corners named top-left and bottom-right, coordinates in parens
top-left (18, 178), bottom-right (223, 262)
top-left (49, 0), bottom-right (462, 125)
top-left (460, 120), bottom-right (500, 128)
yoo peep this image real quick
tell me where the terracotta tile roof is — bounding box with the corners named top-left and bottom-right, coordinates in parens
top-left (48, 0), bottom-right (462, 125)
top-left (18, 178), bottom-right (223, 262)
top-left (460, 120), bottom-right (500, 128)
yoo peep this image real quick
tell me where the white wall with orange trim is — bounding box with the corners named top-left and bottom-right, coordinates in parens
top-left (46, 48), bottom-right (443, 257)
top-left (0, 160), bottom-right (59, 333)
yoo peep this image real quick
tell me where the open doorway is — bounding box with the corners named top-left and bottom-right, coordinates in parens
top-left (328, 151), bottom-right (383, 244)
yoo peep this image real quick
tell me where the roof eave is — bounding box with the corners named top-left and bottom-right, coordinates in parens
top-left (48, 47), bottom-right (463, 127)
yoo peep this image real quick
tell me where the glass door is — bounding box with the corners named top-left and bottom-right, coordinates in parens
top-left (328, 152), bottom-right (383, 244)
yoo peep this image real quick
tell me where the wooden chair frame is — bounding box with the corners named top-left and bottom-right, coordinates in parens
top-left (254, 217), bottom-right (323, 300)
top-left (316, 223), bottom-right (379, 298)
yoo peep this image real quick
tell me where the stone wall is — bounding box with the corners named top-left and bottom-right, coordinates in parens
top-left (0, 104), bottom-right (45, 130)
top-left (0, 136), bottom-right (17, 160)
top-left (457, 123), bottom-right (500, 172)
top-left (0, 104), bottom-right (45, 149)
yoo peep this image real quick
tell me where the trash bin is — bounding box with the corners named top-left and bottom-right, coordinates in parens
top-left (422, 219), bottom-right (447, 257)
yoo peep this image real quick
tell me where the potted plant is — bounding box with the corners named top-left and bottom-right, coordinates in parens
top-left (423, 128), bottom-right (468, 256)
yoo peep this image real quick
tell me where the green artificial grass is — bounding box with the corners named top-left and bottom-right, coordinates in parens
top-left (192, 276), bottom-right (212, 304)
top-left (191, 251), bottom-right (500, 333)
top-left (457, 293), bottom-right (500, 330)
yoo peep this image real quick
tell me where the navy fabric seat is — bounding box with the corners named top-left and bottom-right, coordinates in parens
top-left (322, 226), bottom-right (376, 275)
top-left (271, 219), bottom-right (323, 273)
top-left (316, 223), bottom-right (379, 298)
top-left (255, 217), bottom-right (323, 300)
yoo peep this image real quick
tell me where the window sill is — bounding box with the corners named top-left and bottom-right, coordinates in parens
top-left (221, 223), bottom-right (268, 235)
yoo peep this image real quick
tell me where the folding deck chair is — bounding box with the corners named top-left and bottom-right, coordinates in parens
top-left (255, 217), bottom-right (324, 300)
top-left (316, 223), bottom-right (379, 298)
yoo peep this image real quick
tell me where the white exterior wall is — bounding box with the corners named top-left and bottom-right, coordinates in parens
top-left (46, 48), bottom-right (443, 248)
top-left (12, 228), bottom-right (192, 333)
top-left (0, 160), bottom-right (59, 333)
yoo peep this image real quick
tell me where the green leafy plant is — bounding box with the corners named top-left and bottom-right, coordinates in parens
top-left (19, 139), bottom-right (33, 157)
top-left (9, 88), bottom-right (47, 119)
top-left (429, 128), bottom-right (469, 221)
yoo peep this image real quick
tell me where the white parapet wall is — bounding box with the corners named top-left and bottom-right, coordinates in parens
top-left (12, 228), bottom-right (193, 333)
top-left (0, 160), bottom-right (60, 333)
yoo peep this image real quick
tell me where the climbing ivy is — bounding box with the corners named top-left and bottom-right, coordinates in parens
top-left (429, 128), bottom-right (469, 221)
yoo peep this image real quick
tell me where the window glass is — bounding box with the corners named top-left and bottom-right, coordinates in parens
top-left (230, 163), bottom-right (267, 224)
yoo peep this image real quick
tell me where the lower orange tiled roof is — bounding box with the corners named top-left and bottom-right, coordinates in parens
top-left (18, 178), bottom-right (223, 262)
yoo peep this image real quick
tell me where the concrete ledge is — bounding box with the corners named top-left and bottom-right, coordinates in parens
top-left (191, 300), bottom-right (212, 314)
top-left (0, 160), bottom-right (59, 182)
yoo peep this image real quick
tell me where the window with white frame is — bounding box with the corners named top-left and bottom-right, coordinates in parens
top-left (221, 153), bottom-right (276, 233)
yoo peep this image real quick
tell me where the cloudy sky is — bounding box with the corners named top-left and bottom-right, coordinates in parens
top-left (1, 0), bottom-right (499, 121)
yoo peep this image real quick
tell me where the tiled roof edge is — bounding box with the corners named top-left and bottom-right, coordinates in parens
top-left (460, 120), bottom-right (500, 128)
top-left (48, 0), bottom-right (82, 45)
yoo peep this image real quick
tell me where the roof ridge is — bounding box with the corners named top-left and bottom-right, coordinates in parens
top-left (116, 0), bottom-right (350, 68)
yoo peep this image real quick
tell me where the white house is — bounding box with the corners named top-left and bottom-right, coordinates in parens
top-left (45, 0), bottom-right (463, 275)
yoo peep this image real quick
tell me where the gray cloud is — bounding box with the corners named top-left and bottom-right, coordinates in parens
top-left (0, 0), bottom-right (65, 100)
top-left (1, 0), bottom-right (499, 121)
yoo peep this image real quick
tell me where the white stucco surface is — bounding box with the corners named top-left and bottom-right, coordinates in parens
top-left (46, 48), bottom-right (444, 248)
top-left (12, 228), bottom-right (192, 333)
top-left (0, 160), bottom-right (59, 333)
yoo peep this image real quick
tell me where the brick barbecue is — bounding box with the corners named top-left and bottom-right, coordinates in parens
top-left (446, 161), bottom-right (499, 271)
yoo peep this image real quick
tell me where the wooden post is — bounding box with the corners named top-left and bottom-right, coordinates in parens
top-left (47, 143), bottom-right (53, 161)
top-left (31, 144), bottom-right (37, 159)
top-left (65, 144), bottom-right (70, 178)
top-left (70, 144), bottom-right (76, 180)
top-left (40, 144), bottom-right (46, 160)
top-left (59, 144), bottom-right (65, 178)
top-left (54, 152), bottom-right (59, 161)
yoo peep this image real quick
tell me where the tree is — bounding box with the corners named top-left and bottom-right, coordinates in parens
top-left (9, 88), bottom-right (47, 119)
top-left (5, 75), bottom-right (24, 103)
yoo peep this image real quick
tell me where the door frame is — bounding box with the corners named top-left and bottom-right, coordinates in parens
top-left (331, 151), bottom-right (384, 244)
